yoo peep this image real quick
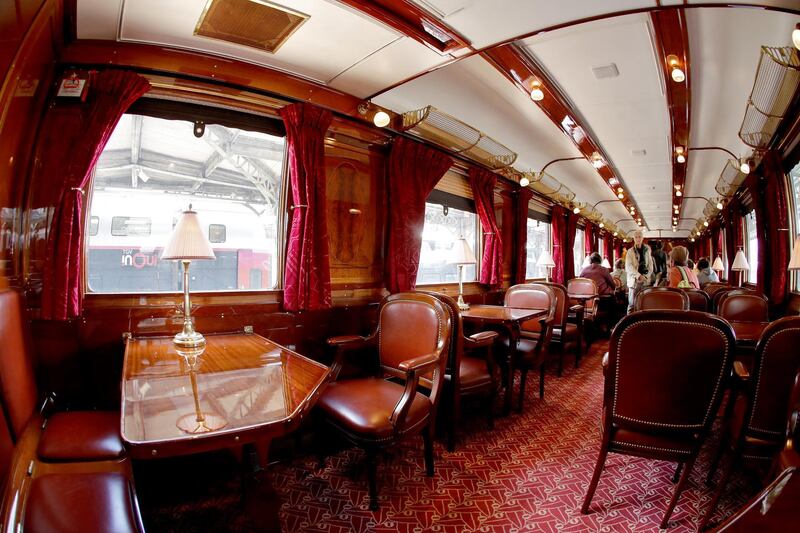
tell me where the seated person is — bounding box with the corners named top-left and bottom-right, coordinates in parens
top-left (696, 257), bottom-right (719, 286)
top-left (611, 259), bottom-right (626, 287)
top-left (579, 252), bottom-right (615, 295)
top-left (667, 246), bottom-right (700, 289)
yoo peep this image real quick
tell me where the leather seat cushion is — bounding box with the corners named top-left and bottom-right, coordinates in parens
top-left (26, 473), bottom-right (141, 533)
top-left (459, 356), bottom-right (492, 390)
top-left (552, 323), bottom-right (579, 341)
top-left (731, 322), bottom-right (769, 345)
top-left (38, 411), bottom-right (125, 462)
top-left (318, 378), bottom-right (431, 439)
top-left (611, 428), bottom-right (695, 458)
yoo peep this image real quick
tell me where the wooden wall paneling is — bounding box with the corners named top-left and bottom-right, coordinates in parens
top-left (0, 0), bottom-right (60, 286)
top-left (0, 0), bottom-right (46, 80)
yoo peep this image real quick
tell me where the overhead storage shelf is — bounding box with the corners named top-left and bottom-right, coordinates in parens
top-left (715, 159), bottom-right (750, 198)
top-left (401, 106), bottom-right (517, 170)
top-left (738, 46), bottom-right (800, 149)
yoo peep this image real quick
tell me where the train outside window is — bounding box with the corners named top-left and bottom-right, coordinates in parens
top-left (573, 227), bottom-right (585, 275)
top-left (417, 202), bottom-right (477, 285)
top-left (86, 113), bottom-right (285, 293)
top-left (744, 210), bottom-right (758, 284)
top-left (525, 219), bottom-right (551, 279)
top-left (790, 161), bottom-right (800, 291)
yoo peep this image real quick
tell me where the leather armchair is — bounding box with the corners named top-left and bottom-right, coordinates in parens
top-left (684, 289), bottom-right (710, 312)
top-left (718, 290), bottom-right (769, 362)
top-left (503, 284), bottom-right (556, 412)
top-left (699, 316), bottom-right (800, 530)
top-left (416, 290), bottom-right (498, 451)
top-left (524, 282), bottom-right (582, 376)
top-left (634, 287), bottom-right (690, 311)
top-left (711, 286), bottom-right (738, 313)
top-left (581, 310), bottom-right (735, 529)
top-left (317, 292), bottom-right (451, 510)
top-left (567, 277), bottom-right (598, 352)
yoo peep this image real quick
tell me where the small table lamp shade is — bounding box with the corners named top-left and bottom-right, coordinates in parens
top-left (711, 256), bottom-right (725, 272)
top-left (731, 249), bottom-right (749, 271)
top-left (536, 250), bottom-right (555, 268)
top-left (789, 235), bottom-right (800, 270)
top-left (601, 257), bottom-right (611, 269)
top-left (446, 237), bottom-right (477, 265)
top-left (162, 208), bottom-right (216, 260)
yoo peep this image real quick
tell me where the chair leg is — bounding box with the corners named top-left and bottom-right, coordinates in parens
top-left (365, 448), bottom-right (379, 511)
top-left (487, 386), bottom-right (496, 430)
top-left (660, 455), bottom-right (696, 529)
top-left (422, 426), bottom-right (435, 477)
top-left (539, 362), bottom-right (545, 399)
top-left (698, 450), bottom-right (739, 531)
top-left (517, 368), bottom-right (529, 412)
top-left (448, 389), bottom-right (459, 452)
top-left (672, 462), bottom-right (683, 483)
top-left (705, 436), bottom-right (728, 486)
top-left (558, 348), bottom-right (564, 377)
top-left (581, 442), bottom-right (609, 514)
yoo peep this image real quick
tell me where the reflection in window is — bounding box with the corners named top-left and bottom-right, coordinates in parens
top-left (87, 114), bottom-right (285, 293)
top-left (525, 219), bottom-right (551, 279)
top-left (744, 210), bottom-right (758, 283)
top-left (418, 203), bottom-right (477, 285)
top-left (573, 228), bottom-right (585, 277)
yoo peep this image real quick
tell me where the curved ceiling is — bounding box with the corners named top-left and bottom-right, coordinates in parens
top-left (76, 0), bottom-right (800, 238)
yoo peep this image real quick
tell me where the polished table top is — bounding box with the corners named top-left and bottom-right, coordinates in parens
top-left (121, 333), bottom-right (331, 458)
top-left (460, 304), bottom-right (548, 323)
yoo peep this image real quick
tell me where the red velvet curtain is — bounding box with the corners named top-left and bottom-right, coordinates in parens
top-left (514, 187), bottom-right (533, 284)
top-left (551, 205), bottom-right (567, 285)
top-left (385, 137), bottom-right (453, 293)
top-left (279, 102), bottom-right (333, 311)
top-left (762, 151), bottom-right (790, 305)
top-left (470, 167), bottom-right (503, 287)
top-left (584, 222), bottom-right (595, 257)
top-left (564, 210), bottom-right (578, 282)
top-left (41, 71), bottom-right (150, 320)
top-left (603, 232), bottom-right (613, 264)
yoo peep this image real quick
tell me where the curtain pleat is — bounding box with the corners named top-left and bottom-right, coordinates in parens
top-left (565, 211), bottom-right (578, 282)
top-left (584, 222), bottom-right (594, 257)
top-left (469, 167), bottom-right (503, 287)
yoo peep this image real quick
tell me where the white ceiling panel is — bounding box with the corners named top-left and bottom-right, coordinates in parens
top-left (76, 0), bottom-right (122, 39)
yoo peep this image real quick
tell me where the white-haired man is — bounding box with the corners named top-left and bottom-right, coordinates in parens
top-left (624, 230), bottom-right (654, 313)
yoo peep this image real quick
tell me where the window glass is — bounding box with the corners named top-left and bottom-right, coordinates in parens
top-left (744, 210), bottom-right (758, 283)
top-left (790, 161), bottom-right (800, 289)
top-left (573, 228), bottom-right (585, 276)
top-left (525, 219), bottom-right (551, 279)
top-left (418, 203), bottom-right (477, 284)
top-left (87, 114), bottom-right (285, 293)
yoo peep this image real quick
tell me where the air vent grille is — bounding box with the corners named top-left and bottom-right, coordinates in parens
top-left (195, 0), bottom-right (309, 54)
top-left (591, 63), bottom-right (619, 79)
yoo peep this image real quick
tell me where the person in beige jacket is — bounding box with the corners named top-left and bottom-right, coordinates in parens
top-left (624, 230), bottom-right (654, 313)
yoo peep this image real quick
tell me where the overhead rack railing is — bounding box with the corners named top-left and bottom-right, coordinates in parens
top-left (738, 46), bottom-right (800, 149)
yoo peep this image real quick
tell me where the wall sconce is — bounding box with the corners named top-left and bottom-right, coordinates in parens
top-left (739, 158), bottom-right (754, 174)
top-left (573, 205), bottom-right (581, 214)
top-left (519, 174), bottom-right (530, 187)
top-left (357, 101), bottom-right (391, 128)
top-left (530, 80), bottom-right (544, 101)
top-left (667, 54), bottom-right (685, 82)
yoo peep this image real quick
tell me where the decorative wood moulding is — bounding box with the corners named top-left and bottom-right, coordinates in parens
top-left (650, 9), bottom-right (691, 221)
top-left (334, 0), bottom-right (471, 54)
top-left (481, 43), bottom-right (647, 228)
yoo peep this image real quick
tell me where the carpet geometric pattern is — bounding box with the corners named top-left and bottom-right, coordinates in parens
top-left (136, 340), bottom-right (757, 532)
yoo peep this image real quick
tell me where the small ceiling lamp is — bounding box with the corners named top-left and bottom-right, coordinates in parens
top-left (672, 227), bottom-right (677, 232)
top-left (690, 237), bottom-right (695, 242)
top-left (667, 54), bottom-right (686, 83)
top-left (373, 111), bottom-right (391, 128)
top-left (676, 189), bottom-right (682, 197)
top-left (609, 177), bottom-right (619, 186)
top-left (530, 80), bottom-right (545, 101)
top-left (519, 175), bottom-right (530, 187)
top-left (793, 23), bottom-right (800, 50)
top-left (617, 191), bottom-right (624, 199)
top-left (739, 159), bottom-right (751, 174)
top-left (613, 231), bottom-right (618, 236)
top-left (573, 206), bottom-right (581, 214)
top-left (599, 222), bottom-right (605, 228)
top-left (675, 146), bottom-right (686, 163)
top-left (591, 152), bottom-right (604, 169)
top-left (703, 220), bottom-right (709, 227)
top-left (716, 200), bottom-right (724, 210)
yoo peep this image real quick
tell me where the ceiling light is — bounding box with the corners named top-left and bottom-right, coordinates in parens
top-left (675, 146), bottom-right (686, 163)
top-left (591, 152), bottom-right (604, 169)
top-left (676, 153), bottom-right (686, 163)
top-left (613, 232), bottom-right (618, 236)
top-left (573, 206), bottom-right (581, 214)
top-left (672, 227), bottom-right (677, 232)
top-left (530, 80), bottom-right (544, 101)
top-left (609, 177), bottom-right (619, 186)
top-left (793, 23), bottom-right (800, 50)
top-left (716, 201), bottom-right (724, 210)
top-left (599, 222), bottom-right (605, 228)
top-left (617, 192), bottom-right (624, 199)
top-left (520, 175), bottom-right (530, 187)
top-left (373, 111), bottom-right (390, 128)
top-left (703, 221), bottom-right (709, 227)
top-left (690, 237), bottom-right (695, 242)
top-left (676, 190), bottom-right (682, 197)
top-left (667, 55), bottom-right (685, 83)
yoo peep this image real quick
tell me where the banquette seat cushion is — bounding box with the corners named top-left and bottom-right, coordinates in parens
top-left (38, 411), bottom-right (125, 462)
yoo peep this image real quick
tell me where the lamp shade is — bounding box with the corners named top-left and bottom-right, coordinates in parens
top-left (788, 235), bottom-right (800, 270)
top-left (601, 258), bottom-right (611, 269)
top-left (731, 249), bottom-right (749, 271)
top-left (711, 256), bottom-right (725, 271)
top-left (446, 237), bottom-right (476, 265)
top-left (536, 249), bottom-right (555, 268)
top-left (162, 207), bottom-right (216, 260)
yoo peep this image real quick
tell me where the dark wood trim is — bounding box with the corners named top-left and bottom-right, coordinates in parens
top-left (334, 0), bottom-right (471, 54)
top-left (427, 189), bottom-right (476, 213)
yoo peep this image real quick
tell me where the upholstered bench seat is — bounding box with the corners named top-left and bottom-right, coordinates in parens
top-left (38, 412), bottom-right (125, 462)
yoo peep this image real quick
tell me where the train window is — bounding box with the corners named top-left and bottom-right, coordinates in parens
top-left (111, 217), bottom-right (151, 236)
top-left (573, 228), bottom-right (585, 276)
top-left (418, 202), bottom-right (477, 285)
top-left (525, 219), bottom-right (551, 279)
top-left (86, 111), bottom-right (285, 293)
top-left (790, 161), bottom-right (800, 290)
top-left (208, 224), bottom-right (226, 244)
top-left (88, 216), bottom-right (99, 237)
top-left (744, 210), bottom-right (758, 283)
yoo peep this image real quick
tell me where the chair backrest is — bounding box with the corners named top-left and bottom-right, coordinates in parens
top-left (711, 286), bottom-right (738, 313)
top-left (634, 287), bottom-right (690, 311)
top-left (504, 283), bottom-right (556, 334)
top-left (529, 281), bottom-right (568, 331)
top-left (567, 277), bottom-right (598, 313)
top-left (606, 310), bottom-right (734, 440)
top-left (414, 290), bottom-right (462, 381)
top-left (702, 282), bottom-right (728, 297)
top-left (377, 292), bottom-right (451, 408)
top-left (741, 317), bottom-right (800, 443)
top-left (0, 289), bottom-right (39, 440)
top-left (718, 290), bottom-right (769, 323)
top-left (684, 289), bottom-right (710, 312)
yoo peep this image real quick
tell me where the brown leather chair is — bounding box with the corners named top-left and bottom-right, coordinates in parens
top-left (416, 290), bottom-right (498, 451)
top-left (581, 310), bottom-right (735, 529)
top-left (703, 282), bottom-right (729, 298)
top-left (699, 316), bottom-right (800, 530)
top-left (718, 290), bottom-right (770, 359)
top-left (318, 292), bottom-right (451, 510)
top-left (502, 284), bottom-right (556, 412)
top-left (684, 289), bottom-right (711, 312)
top-left (522, 282), bottom-right (581, 376)
top-left (711, 286), bottom-right (738, 313)
top-left (634, 287), bottom-right (690, 311)
top-left (567, 278), bottom-right (598, 351)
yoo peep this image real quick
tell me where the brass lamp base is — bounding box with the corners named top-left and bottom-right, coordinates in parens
top-left (456, 294), bottom-right (470, 311)
top-left (176, 412), bottom-right (227, 434)
top-left (173, 330), bottom-right (206, 348)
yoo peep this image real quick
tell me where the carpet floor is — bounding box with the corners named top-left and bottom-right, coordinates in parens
top-left (136, 340), bottom-right (757, 532)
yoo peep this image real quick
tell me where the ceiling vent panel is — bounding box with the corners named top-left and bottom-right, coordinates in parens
top-left (195, 0), bottom-right (309, 54)
top-left (591, 63), bottom-right (619, 80)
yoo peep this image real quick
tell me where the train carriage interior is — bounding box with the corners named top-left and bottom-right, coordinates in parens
top-left (3, 0), bottom-right (800, 531)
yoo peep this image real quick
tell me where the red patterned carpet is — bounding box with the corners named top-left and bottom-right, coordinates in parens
top-left (136, 340), bottom-right (757, 532)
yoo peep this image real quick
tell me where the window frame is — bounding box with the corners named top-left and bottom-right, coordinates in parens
top-left (789, 160), bottom-right (800, 293)
top-left (743, 209), bottom-right (758, 284)
top-left (524, 216), bottom-right (552, 281)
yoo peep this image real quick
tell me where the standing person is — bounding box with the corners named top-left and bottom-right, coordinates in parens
top-left (650, 240), bottom-right (667, 286)
top-left (579, 252), bottom-right (615, 295)
top-left (625, 230), bottom-right (654, 313)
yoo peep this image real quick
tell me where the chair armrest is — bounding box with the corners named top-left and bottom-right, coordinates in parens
top-left (398, 352), bottom-right (439, 372)
top-left (602, 352), bottom-right (609, 376)
top-left (570, 304), bottom-right (584, 314)
top-left (733, 360), bottom-right (751, 381)
top-left (327, 335), bottom-right (367, 348)
top-left (390, 352), bottom-right (440, 432)
top-left (464, 331), bottom-right (498, 349)
top-left (326, 333), bottom-right (376, 380)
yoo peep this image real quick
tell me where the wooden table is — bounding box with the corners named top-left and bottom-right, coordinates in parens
top-left (121, 332), bottom-right (331, 459)
top-left (460, 305), bottom-right (548, 414)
